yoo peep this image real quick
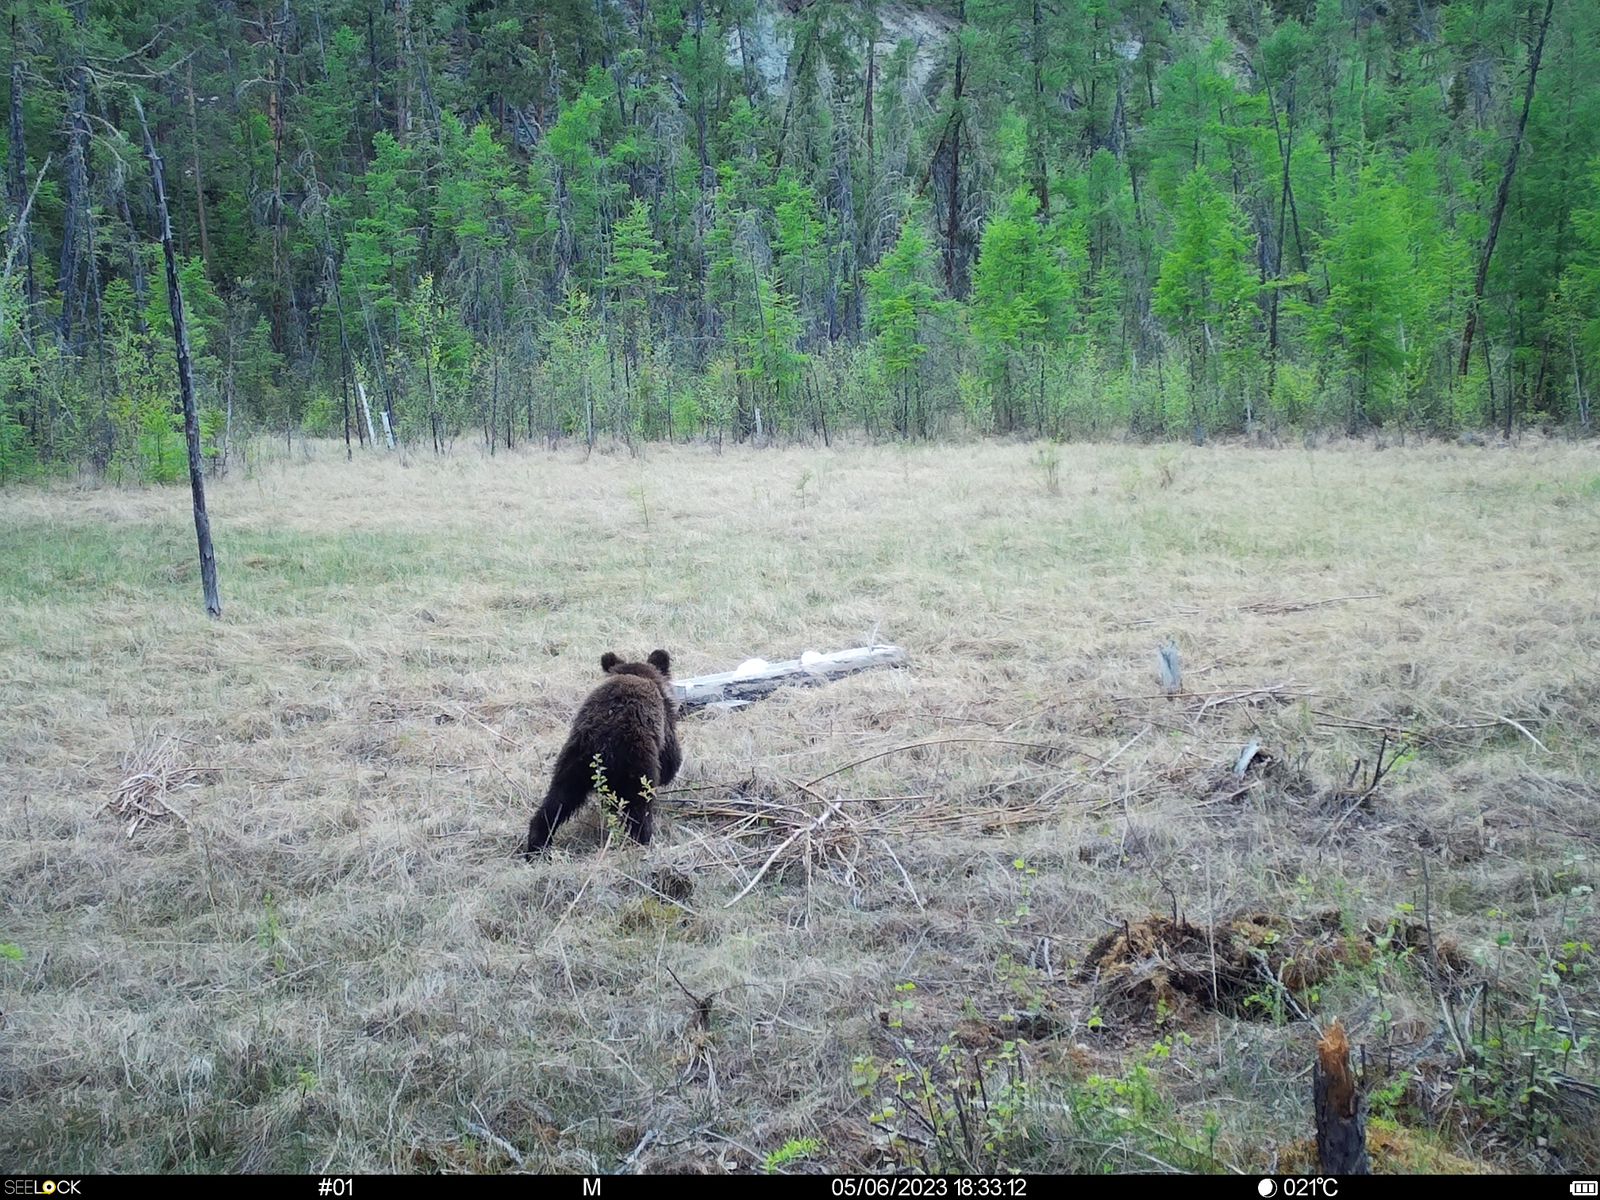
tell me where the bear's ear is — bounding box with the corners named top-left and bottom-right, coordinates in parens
top-left (600, 651), bottom-right (622, 673)
top-left (647, 649), bottom-right (671, 675)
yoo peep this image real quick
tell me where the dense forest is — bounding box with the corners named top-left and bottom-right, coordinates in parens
top-left (2, 0), bottom-right (1598, 476)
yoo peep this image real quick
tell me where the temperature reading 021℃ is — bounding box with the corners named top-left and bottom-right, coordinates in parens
top-left (1260, 1180), bottom-right (1338, 1198)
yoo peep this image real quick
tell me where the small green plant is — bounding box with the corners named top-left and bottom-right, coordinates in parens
top-left (793, 468), bottom-right (816, 507)
top-left (0, 942), bottom-right (22, 962)
top-left (996, 856), bottom-right (1039, 930)
top-left (587, 753), bottom-right (656, 847)
top-left (590, 754), bottom-right (626, 844)
top-left (628, 483), bottom-right (651, 530)
top-left (257, 893), bottom-right (287, 973)
top-left (859, 1038), bottom-right (1031, 1174)
top-left (1031, 445), bottom-right (1061, 496)
top-left (887, 980), bottom-right (918, 1029)
top-left (1239, 972), bottom-right (1291, 1025)
top-left (995, 953), bottom-right (1048, 1023)
top-left (1455, 885), bottom-right (1596, 1147)
top-left (1369, 1070), bottom-right (1410, 1120)
top-left (763, 1136), bottom-right (822, 1173)
top-left (849, 1053), bottom-right (881, 1095)
top-left (1074, 1037), bottom-right (1222, 1171)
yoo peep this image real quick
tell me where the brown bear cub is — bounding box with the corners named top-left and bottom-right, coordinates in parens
top-left (525, 650), bottom-right (682, 854)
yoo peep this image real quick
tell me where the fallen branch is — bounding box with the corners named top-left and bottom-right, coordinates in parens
top-left (463, 1117), bottom-right (525, 1168)
top-left (1110, 683), bottom-right (1308, 705)
top-left (663, 743), bottom-right (1064, 903)
top-left (661, 962), bottom-right (715, 1029)
top-left (1311, 710), bottom-right (1500, 744)
top-left (673, 644), bottom-right (907, 710)
top-left (1243, 593), bottom-right (1380, 615)
top-left (1093, 727), bottom-right (1150, 777)
top-left (802, 736), bottom-right (1062, 789)
top-left (724, 801), bottom-right (841, 907)
top-left (1482, 712), bottom-right (1548, 753)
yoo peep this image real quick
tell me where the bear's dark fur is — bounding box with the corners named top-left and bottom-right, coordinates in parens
top-left (525, 649), bottom-right (682, 854)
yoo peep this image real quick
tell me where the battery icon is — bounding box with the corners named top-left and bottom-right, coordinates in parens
top-left (1571, 1183), bottom-right (1598, 1195)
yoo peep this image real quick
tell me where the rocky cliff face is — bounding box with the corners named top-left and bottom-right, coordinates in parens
top-left (724, 1), bottom-right (957, 99)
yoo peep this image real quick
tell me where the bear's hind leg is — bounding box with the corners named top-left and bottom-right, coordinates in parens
top-left (616, 762), bottom-right (660, 847)
top-left (525, 746), bottom-right (591, 856)
top-left (658, 726), bottom-right (682, 788)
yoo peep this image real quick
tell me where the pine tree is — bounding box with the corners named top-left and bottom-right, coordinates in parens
top-left (1306, 162), bottom-right (1410, 431)
top-left (866, 206), bottom-right (950, 437)
top-left (970, 187), bottom-right (1078, 433)
top-left (1153, 168), bottom-right (1258, 435)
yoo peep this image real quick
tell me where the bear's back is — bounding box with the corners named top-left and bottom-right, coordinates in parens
top-left (572, 671), bottom-right (668, 748)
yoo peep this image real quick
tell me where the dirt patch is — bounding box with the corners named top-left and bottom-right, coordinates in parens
top-left (1076, 910), bottom-right (1471, 1024)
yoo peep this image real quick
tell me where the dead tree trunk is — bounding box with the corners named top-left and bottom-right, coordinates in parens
top-left (134, 96), bottom-right (221, 619)
top-left (99, 96), bottom-right (149, 326)
top-left (944, 0), bottom-right (966, 297)
top-left (8, 46), bottom-right (38, 335)
top-left (673, 645), bottom-right (907, 711)
top-left (57, 0), bottom-right (91, 349)
top-left (352, 364), bottom-right (379, 448)
top-left (1458, 0), bottom-right (1555, 377)
top-left (0, 154), bottom-right (48, 330)
top-left (1313, 1019), bottom-right (1370, 1174)
top-left (186, 62), bottom-right (212, 272)
top-left (267, 0), bottom-right (293, 357)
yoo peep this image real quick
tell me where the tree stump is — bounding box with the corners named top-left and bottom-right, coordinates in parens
top-left (1313, 1018), bottom-right (1370, 1174)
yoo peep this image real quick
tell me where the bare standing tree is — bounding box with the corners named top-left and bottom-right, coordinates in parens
top-left (56, 0), bottom-right (91, 348)
top-left (8, 34), bottom-right (39, 340)
top-left (1457, 0), bottom-right (1555, 387)
top-left (133, 94), bottom-right (221, 619)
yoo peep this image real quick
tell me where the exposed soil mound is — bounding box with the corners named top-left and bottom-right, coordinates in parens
top-left (1076, 910), bottom-right (1470, 1023)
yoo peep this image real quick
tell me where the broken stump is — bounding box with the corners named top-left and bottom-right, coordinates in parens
top-left (1314, 1018), bottom-right (1370, 1174)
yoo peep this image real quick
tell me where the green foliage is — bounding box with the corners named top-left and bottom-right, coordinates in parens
top-left (342, 132), bottom-right (421, 355)
top-left (1559, 158), bottom-right (1600, 428)
top-left (586, 752), bottom-right (635, 845)
top-left (1154, 168), bottom-right (1260, 433)
top-left (1303, 162), bottom-right (1413, 430)
top-left (855, 1038), bottom-right (1031, 1174)
top-left (762, 1136), bottom-right (822, 1174)
top-left (1071, 1036), bottom-right (1225, 1172)
top-left (971, 187), bottom-right (1085, 433)
top-left (257, 893), bottom-right (286, 974)
top-left (604, 198), bottom-right (669, 371)
top-left (1457, 888), bottom-right (1596, 1146)
top-left (4, 0), bottom-right (1597, 464)
top-left (866, 206), bottom-right (952, 437)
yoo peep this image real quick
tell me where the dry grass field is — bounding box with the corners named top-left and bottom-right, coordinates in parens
top-left (2, 439), bottom-right (1598, 1174)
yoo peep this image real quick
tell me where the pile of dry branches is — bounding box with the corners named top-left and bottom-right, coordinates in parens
top-left (98, 733), bottom-right (208, 838)
top-left (662, 739), bottom-right (1061, 908)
